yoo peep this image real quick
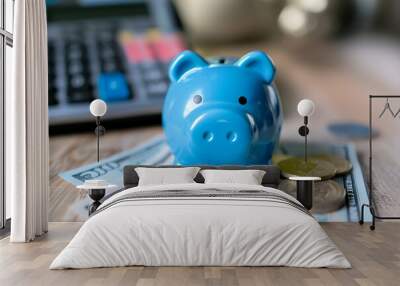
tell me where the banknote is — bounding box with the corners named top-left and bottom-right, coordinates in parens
top-left (59, 135), bottom-right (371, 222)
top-left (59, 135), bottom-right (175, 188)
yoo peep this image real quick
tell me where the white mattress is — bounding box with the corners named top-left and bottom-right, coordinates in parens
top-left (50, 183), bottom-right (351, 269)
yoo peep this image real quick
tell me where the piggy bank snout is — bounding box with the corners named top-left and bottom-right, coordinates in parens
top-left (190, 110), bottom-right (254, 146)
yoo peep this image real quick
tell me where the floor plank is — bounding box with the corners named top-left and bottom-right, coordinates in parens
top-left (1, 222), bottom-right (399, 286)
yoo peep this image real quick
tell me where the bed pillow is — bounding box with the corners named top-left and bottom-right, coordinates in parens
top-left (135, 167), bottom-right (200, 186)
top-left (200, 169), bottom-right (266, 185)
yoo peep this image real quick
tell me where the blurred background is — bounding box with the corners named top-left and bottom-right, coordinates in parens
top-left (46, 0), bottom-right (400, 133)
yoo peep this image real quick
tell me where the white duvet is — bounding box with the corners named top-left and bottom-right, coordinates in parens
top-left (50, 183), bottom-right (350, 269)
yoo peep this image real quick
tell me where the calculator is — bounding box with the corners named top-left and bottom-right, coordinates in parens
top-left (47, 0), bottom-right (187, 127)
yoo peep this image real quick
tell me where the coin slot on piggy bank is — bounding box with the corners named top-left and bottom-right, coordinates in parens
top-left (162, 50), bottom-right (283, 165)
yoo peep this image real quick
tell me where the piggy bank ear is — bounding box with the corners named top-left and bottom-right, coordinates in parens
top-left (235, 51), bottom-right (276, 84)
top-left (169, 50), bottom-right (208, 82)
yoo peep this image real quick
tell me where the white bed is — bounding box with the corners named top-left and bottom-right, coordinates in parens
top-left (50, 183), bottom-right (351, 269)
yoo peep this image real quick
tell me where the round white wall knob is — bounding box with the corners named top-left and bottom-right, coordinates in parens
top-left (90, 99), bottom-right (107, 117)
top-left (297, 99), bottom-right (315, 117)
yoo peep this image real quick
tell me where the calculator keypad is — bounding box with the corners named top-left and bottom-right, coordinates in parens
top-left (48, 19), bottom-right (186, 125)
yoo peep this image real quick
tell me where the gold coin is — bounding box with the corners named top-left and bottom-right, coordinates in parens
top-left (272, 153), bottom-right (292, 165)
top-left (277, 157), bottom-right (337, 180)
top-left (278, 180), bottom-right (346, 214)
top-left (311, 155), bottom-right (352, 176)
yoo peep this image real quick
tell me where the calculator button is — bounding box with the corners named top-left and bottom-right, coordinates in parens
top-left (67, 41), bottom-right (83, 50)
top-left (67, 65), bottom-right (93, 103)
top-left (69, 74), bottom-right (88, 90)
top-left (122, 38), bottom-right (155, 63)
top-left (141, 61), bottom-right (158, 71)
top-left (68, 91), bottom-right (94, 103)
top-left (143, 69), bottom-right (163, 82)
top-left (97, 72), bottom-right (130, 102)
top-left (100, 48), bottom-right (116, 60)
top-left (101, 61), bottom-right (119, 73)
top-left (98, 31), bottom-right (114, 43)
top-left (65, 42), bottom-right (87, 62)
top-left (98, 40), bottom-right (114, 49)
top-left (146, 81), bottom-right (168, 98)
top-left (151, 33), bottom-right (186, 62)
top-left (68, 62), bottom-right (85, 75)
top-left (67, 49), bottom-right (83, 61)
top-left (65, 31), bottom-right (81, 42)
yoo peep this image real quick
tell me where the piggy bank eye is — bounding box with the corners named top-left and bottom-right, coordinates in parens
top-left (193, 95), bottom-right (202, 104)
top-left (238, 96), bottom-right (247, 105)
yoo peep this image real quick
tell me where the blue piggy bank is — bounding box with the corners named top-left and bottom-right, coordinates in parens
top-left (162, 50), bottom-right (283, 165)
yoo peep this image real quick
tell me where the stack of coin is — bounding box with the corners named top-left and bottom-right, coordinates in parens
top-left (273, 153), bottom-right (352, 214)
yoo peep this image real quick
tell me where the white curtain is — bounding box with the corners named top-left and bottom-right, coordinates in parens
top-left (7, 0), bottom-right (49, 242)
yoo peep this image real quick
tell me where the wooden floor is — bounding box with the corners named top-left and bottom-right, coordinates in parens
top-left (0, 222), bottom-right (399, 286)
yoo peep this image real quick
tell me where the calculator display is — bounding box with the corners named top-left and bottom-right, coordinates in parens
top-left (47, 0), bottom-right (149, 22)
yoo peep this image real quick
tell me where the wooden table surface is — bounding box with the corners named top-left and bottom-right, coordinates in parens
top-left (49, 38), bottom-right (400, 222)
